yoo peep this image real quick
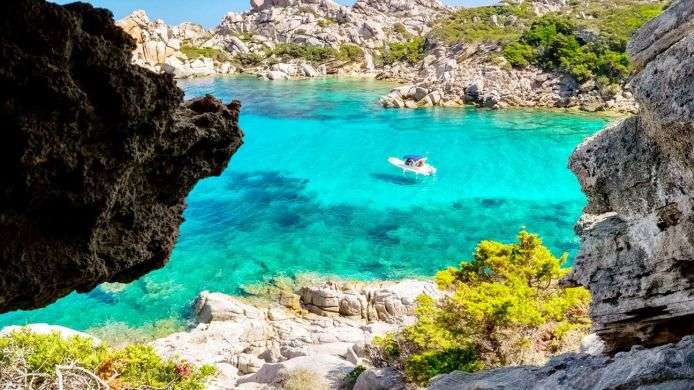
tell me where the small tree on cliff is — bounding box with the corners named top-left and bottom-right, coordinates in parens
top-left (373, 231), bottom-right (591, 385)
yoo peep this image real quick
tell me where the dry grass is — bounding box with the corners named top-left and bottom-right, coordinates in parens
top-left (282, 368), bottom-right (328, 390)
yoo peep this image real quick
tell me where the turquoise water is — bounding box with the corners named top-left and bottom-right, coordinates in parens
top-left (0, 77), bottom-right (608, 330)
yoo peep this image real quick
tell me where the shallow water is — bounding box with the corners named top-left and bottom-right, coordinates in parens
top-left (0, 76), bottom-right (608, 330)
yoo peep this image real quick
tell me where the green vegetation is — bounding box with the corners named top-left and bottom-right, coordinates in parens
top-left (236, 31), bottom-right (254, 42)
top-left (343, 365), bottom-right (367, 389)
top-left (272, 43), bottom-right (337, 63)
top-left (432, 1), bottom-right (665, 86)
top-left (265, 43), bottom-right (363, 64)
top-left (382, 37), bottom-right (426, 65)
top-left (180, 44), bottom-right (230, 62)
top-left (432, 4), bottom-right (533, 44)
top-left (235, 51), bottom-right (267, 66)
top-left (336, 43), bottom-right (365, 63)
top-left (317, 18), bottom-right (338, 28)
top-left (371, 231), bottom-right (591, 385)
top-left (501, 14), bottom-right (632, 85)
top-left (0, 330), bottom-right (215, 389)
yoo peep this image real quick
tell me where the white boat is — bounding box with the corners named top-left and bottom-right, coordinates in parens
top-left (388, 155), bottom-right (437, 176)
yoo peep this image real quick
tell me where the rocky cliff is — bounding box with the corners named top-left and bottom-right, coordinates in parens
top-left (565, 0), bottom-right (693, 353)
top-left (0, 0), bottom-right (243, 312)
top-left (427, 1), bottom-right (694, 387)
top-left (120, 0), bottom-right (647, 113)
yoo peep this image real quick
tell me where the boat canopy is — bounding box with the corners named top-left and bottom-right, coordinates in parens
top-left (403, 155), bottom-right (425, 162)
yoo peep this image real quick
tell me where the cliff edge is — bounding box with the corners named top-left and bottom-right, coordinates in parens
top-left (427, 1), bottom-right (693, 387)
top-left (0, 0), bottom-right (243, 312)
top-left (566, 0), bottom-right (693, 353)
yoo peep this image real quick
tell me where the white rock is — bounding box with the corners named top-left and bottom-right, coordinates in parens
top-left (239, 354), bottom-right (354, 387)
top-left (580, 333), bottom-right (605, 355)
top-left (300, 63), bottom-right (320, 77)
top-left (266, 70), bottom-right (289, 80)
top-left (272, 63), bottom-right (297, 76)
top-left (354, 367), bottom-right (405, 390)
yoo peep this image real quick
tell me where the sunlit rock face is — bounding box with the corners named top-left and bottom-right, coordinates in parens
top-left (0, 0), bottom-right (243, 312)
top-left (566, 0), bottom-right (694, 353)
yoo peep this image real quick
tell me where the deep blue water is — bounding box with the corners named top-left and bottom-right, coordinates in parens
top-left (0, 76), bottom-right (608, 330)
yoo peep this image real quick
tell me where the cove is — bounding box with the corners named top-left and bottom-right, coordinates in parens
top-left (0, 77), bottom-right (608, 331)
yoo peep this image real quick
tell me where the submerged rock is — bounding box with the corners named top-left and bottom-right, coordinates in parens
top-left (565, 0), bottom-right (694, 353)
top-left (0, 0), bottom-right (243, 312)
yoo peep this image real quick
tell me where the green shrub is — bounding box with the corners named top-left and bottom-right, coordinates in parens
top-left (343, 365), bottom-right (367, 389)
top-left (317, 18), bottom-right (337, 28)
top-left (0, 330), bottom-right (215, 390)
top-left (501, 14), bottom-right (639, 85)
top-left (371, 231), bottom-right (591, 385)
top-left (180, 44), bottom-right (230, 62)
top-left (432, 4), bottom-right (532, 44)
top-left (235, 51), bottom-right (267, 66)
top-left (271, 43), bottom-right (337, 63)
top-left (501, 42), bottom-right (535, 67)
top-left (431, 1), bottom-right (664, 86)
top-left (382, 37), bottom-right (426, 65)
top-left (336, 43), bottom-right (364, 63)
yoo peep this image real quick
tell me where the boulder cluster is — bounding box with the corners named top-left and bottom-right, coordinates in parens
top-left (379, 41), bottom-right (636, 111)
top-left (116, 10), bottom-right (237, 77)
top-left (153, 280), bottom-right (435, 388)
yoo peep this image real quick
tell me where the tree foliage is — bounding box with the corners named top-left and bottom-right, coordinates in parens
top-left (372, 231), bottom-right (591, 385)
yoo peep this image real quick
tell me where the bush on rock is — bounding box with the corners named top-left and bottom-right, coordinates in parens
top-left (0, 330), bottom-right (215, 390)
top-left (372, 231), bottom-right (591, 385)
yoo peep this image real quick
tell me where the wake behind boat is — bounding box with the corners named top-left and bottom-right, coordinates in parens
top-left (388, 155), bottom-right (437, 176)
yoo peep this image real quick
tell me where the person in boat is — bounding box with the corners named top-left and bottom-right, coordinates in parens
top-left (404, 155), bottom-right (424, 168)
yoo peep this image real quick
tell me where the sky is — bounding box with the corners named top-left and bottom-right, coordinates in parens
top-left (54, 0), bottom-right (498, 28)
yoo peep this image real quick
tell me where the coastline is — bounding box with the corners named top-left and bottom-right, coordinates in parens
top-left (182, 73), bottom-right (635, 117)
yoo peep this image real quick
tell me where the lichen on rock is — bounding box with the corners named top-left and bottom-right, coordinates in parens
top-left (0, 0), bottom-right (243, 312)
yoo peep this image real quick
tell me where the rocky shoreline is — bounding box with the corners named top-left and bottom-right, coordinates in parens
top-left (153, 279), bottom-right (438, 389)
top-left (114, 0), bottom-right (643, 113)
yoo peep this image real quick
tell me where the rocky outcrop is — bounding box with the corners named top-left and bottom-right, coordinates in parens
top-left (0, 0), bottom-right (243, 312)
top-left (217, 0), bottom-right (447, 52)
top-left (428, 335), bottom-right (694, 390)
top-left (379, 39), bottom-right (637, 112)
top-left (153, 280), bottom-right (437, 388)
top-left (299, 279), bottom-right (442, 322)
top-left (565, 0), bottom-right (693, 353)
top-left (117, 11), bottom-right (237, 77)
